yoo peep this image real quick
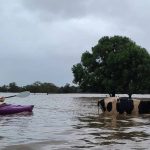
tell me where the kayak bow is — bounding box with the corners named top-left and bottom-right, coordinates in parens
top-left (0, 103), bottom-right (34, 115)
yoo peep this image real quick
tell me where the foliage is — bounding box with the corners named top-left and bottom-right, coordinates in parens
top-left (72, 35), bottom-right (150, 97)
top-left (0, 82), bottom-right (79, 93)
top-left (59, 83), bottom-right (79, 93)
top-left (23, 81), bottom-right (59, 93)
top-left (8, 82), bottom-right (22, 92)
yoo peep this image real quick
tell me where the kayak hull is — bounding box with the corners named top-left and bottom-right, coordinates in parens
top-left (0, 103), bottom-right (34, 115)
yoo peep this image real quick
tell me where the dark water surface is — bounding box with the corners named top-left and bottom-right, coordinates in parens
top-left (0, 94), bottom-right (150, 150)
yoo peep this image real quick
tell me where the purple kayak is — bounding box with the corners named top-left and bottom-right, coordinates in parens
top-left (0, 103), bottom-right (34, 115)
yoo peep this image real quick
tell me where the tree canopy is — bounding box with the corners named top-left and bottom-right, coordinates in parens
top-left (72, 35), bottom-right (150, 97)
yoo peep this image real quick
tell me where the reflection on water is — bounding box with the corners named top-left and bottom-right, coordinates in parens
top-left (75, 114), bottom-right (150, 148)
top-left (0, 94), bottom-right (150, 150)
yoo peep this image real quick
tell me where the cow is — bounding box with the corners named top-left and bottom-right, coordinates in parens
top-left (97, 97), bottom-right (150, 115)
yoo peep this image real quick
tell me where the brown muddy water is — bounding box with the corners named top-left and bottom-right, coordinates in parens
top-left (0, 93), bottom-right (150, 150)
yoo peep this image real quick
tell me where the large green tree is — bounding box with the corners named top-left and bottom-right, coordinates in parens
top-left (72, 36), bottom-right (150, 97)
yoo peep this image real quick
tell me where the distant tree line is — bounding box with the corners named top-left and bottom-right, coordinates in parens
top-left (0, 82), bottom-right (80, 94)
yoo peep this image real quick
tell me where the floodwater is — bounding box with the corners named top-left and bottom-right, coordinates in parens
top-left (0, 93), bottom-right (150, 150)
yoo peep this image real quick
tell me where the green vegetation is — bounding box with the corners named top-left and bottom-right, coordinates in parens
top-left (72, 36), bottom-right (150, 97)
top-left (0, 82), bottom-right (79, 94)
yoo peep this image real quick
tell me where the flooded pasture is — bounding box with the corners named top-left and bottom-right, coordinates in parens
top-left (0, 93), bottom-right (150, 150)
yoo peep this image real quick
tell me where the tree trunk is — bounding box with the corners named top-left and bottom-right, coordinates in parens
top-left (128, 93), bottom-right (132, 99)
top-left (110, 90), bottom-right (116, 97)
top-left (109, 91), bottom-right (115, 97)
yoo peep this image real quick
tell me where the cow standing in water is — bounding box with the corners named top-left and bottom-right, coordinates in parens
top-left (97, 97), bottom-right (150, 115)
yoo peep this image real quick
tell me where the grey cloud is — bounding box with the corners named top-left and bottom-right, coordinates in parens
top-left (21, 0), bottom-right (149, 22)
top-left (21, 0), bottom-right (150, 29)
top-left (21, 0), bottom-right (88, 20)
top-left (21, 0), bottom-right (150, 52)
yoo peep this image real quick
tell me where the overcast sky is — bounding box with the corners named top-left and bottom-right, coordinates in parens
top-left (0, 0), bottom-right (150, 86)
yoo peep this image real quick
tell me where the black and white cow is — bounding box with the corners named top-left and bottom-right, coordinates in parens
top-left (97, 97), bottom-right (150, 115)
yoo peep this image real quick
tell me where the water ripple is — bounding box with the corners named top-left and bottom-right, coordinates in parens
top-left (0, 94), bottom-right (150, 150)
